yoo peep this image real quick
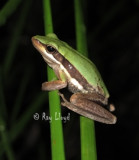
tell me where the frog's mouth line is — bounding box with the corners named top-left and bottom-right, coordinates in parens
top-left (32, 37), bottom-right (60, 65)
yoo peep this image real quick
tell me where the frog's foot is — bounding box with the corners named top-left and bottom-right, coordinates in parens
top-left (108, 103), bottom-right (115, 112)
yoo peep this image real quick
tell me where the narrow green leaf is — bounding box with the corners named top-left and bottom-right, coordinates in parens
top-left (3, 0), bottom-right (32, 77)
top-left (0, 92), bottom-right (47, 156)
top-left (74, 0), bottom-right (97, 160)
top-left (0, 117), bottom-right (15, 160)
top-left (11, 68), bottom-right (32, 124)
top-left (42, 0), bottom-right (65, 159)
top-left (0, 0), bottom-right (22, 26)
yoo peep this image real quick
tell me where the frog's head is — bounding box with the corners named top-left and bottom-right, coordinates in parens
top-left (32, 33), bottom-right (67, 67)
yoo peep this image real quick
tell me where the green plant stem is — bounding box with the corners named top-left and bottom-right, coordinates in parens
top-left (0, 131), bottom-right (15, 160)
top-left (10, 92), bottom-right (47, 140)
top-left (80, 117), bottom-right (97, 160)
top-left (0, 68), bottom-right (7, 119)
top-left (0, 92), bottom-right (47, 157)
top-left (0, 0), bottom-right (22, 26)
top-left (3, 0), bottom-right (32, 77)
top-left (43, 0), bottom-right (65, 160)
top-left (0, 117), bottom-right (15, 160)
top-left (74, 0), bottom-right (97, 160)
top-left (11, 68), bottom-right (32, 125)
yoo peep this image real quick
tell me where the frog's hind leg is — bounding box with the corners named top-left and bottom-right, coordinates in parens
top-left (70, 93), bottom-right (117, 124)
top-left (59, 92), bottom-right (117, 124)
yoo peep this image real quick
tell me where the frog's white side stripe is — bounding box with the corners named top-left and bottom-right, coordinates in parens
top-left (43, 50), bottom-right (86, 92)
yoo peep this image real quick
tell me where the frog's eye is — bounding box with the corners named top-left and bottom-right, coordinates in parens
top-left (46, 45), bottom-right (57, 54)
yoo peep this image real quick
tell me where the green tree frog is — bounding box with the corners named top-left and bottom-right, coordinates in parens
top-left (31, 33), bottom-right (117, 124)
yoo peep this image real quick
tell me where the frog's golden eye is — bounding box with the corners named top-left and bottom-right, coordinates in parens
top-left (46, 45), bottom-right (57, 54)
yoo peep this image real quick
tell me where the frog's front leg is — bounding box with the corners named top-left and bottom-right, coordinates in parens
top-left (42, 80), bottom-right (67, 91)
top-left (59, 92), bottom-right (116, 124)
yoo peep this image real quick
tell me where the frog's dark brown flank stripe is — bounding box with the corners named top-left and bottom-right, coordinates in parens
top-left (47, 46), bottom-right (103, 93)
top-left (40, 41), bottom-right (104, 97)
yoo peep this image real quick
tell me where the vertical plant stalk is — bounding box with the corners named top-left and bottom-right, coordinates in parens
top-left (74, 0), bottom-right (97, 160)
top-left (0, 92), bottom-right (47, 157)
top-left (3, 0), bottom-right (32, 77)
top-left (0, 0), bottom-right (22, 26)
top-left (0, 117), bottom-right (15, 160)
top-left (43, 0), bottom-right (65, 160)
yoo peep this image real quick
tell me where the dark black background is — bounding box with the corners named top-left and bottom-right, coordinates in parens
top-left (0, 0), bottom-right (139, 159)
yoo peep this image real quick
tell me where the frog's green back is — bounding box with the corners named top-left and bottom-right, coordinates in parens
top-left (35, 34), bottom-right (109, 97)
top-left (60, 44), bottom-right (109, 97)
